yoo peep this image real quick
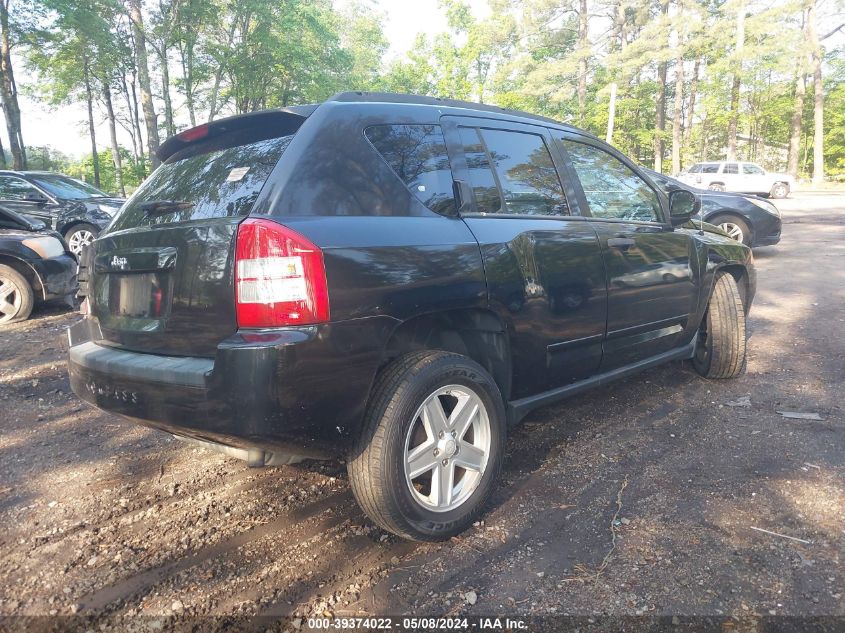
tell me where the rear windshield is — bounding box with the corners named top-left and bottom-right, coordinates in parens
top-left (109, 134), bottom-right (293, 230)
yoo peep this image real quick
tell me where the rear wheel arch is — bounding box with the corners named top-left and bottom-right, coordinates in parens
top-left (379, 309), bottom-right (513, 403)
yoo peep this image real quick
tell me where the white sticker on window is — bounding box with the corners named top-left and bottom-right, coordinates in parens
top-left (226, 167), bottom-right (250, 182)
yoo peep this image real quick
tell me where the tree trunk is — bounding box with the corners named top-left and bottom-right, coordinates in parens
top-left (102, 81), bottom-right (125, 196)
top-left (128, 0), bottom-right (161, 169)
top-left (606, 82), bottom-right (617, 144)
top-left (808, 0), bottom-right (824, 184)
top-left (160, 47), bottom-right (175, 137)
top-left (655, 61), bottom-right (666, 171)
top-left (208, 20), bottom-right (238, 122)
top-left (787, 64), bottom-right (806, 180)
top-left (671, 40), bottom-right (684, 175)
top-left (179, 42), bottom-right (196, 127)
top-left (0, 0), bottom-right (25, 169)
top-left (653, 0), bottom-right (669, 171)
top-left (83, 56), bottom-right (101, 188)
top-left (727, 0), bottom-right (745, 161)
top-left (0, 131), bottom-right (5, 168)
top-left (129, 71), bottom-right (145, 175)
top-left (577, 0), bottom-right (588, 124)
top-left (686, 57), bottom-right (700, 140)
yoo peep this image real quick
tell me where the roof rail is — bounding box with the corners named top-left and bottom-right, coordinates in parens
top-left (327, 91), bottom-right (593, 136)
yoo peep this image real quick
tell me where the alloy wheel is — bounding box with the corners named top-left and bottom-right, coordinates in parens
top-left (68, 229), bottom-right (95, 256)
top-left (717, 222), bottom-right (744, 242)
top-left (0, 276), bottom-right (23, 323)
top-left (403, 384), bottom-right (491, 513)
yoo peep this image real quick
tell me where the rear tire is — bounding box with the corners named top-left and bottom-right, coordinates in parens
top-left (692, 273), bottom-right (747, 379)
top-left (348, 350), bottom-right (506, 541)
top-left (0, 264), bottom-right (35, 325)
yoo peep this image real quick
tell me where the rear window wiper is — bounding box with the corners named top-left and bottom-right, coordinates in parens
top-left (139, 200), bottom-right (195, 216)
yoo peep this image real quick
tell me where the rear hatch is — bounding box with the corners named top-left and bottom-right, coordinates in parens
top-left (88, 113), bottom-right (305, 357)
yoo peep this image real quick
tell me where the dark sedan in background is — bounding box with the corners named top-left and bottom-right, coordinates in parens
top-left (644, 168), bottom-right (781, 247)
top-left (0, 205), bottom-right (77, 324)
top-left (0, 171), bottom-right (125, 256)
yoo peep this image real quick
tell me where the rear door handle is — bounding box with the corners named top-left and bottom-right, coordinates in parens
top-left (607, 237), bottom-right (635, 249)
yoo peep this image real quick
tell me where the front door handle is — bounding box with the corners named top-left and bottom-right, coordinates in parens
top-left (607, 237), bottom-right (635, 249)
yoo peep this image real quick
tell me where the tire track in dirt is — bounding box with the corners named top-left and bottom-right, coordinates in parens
top-left (78, 490), bottom-right (352, 613)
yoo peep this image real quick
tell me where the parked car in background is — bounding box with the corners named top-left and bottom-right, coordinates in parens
top-left (0, 171), bottom-right (125, 256)
top-left (676, 161), bottom-right (793, 199)
top-left (67, 93), bottom-right (755, 541)
top-left (644, 168), bottom-right (781, 247)
top-left (0, 205), bottom-right (78, 324)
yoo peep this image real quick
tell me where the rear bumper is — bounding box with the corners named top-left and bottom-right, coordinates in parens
top-left (67, 316), bottom-right (396, 458)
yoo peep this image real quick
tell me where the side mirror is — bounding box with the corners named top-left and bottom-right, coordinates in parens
top-left (24, 191), bottom-right (49, 204)
top-left (668, 189), bottom-right (699, 226)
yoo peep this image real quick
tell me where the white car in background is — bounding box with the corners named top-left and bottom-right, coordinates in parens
top-left (677, 161), bottom-right (793, 199)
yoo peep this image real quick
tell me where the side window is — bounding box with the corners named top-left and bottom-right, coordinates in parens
top-left (365, 124), bottom-right (455, 215)
top-left (701, 164), bottom-right (719, 174)
top-left (478, 129), bottom-right (569, 216)
top-left (723, 163), bottom-right (739, 174)
top-left (688, 164), bottom-right (702, 173)
top-left (0, 177), bottom-right (39, 200)
top-left (743, 164), bottom-right (765, 175)
top-left (459, 127), bottom-right (503, 214)
top-left (561, 140), bottom-right (661, 223)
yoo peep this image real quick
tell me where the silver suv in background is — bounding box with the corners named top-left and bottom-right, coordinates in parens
top-left (676, 161), bottom-right (793, 199)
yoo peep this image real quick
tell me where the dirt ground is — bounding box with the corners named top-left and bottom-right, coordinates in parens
top-left (0, 192), bottom-right (842, 628)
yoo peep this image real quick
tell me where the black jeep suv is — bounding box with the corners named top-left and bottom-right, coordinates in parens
top-left (67, 93), bottom-right (755, 540)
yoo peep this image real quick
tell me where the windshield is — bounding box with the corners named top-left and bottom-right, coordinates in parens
top-left (31, 174), bottom-right (108, 200)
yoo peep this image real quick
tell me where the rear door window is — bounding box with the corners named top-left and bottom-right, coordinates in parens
top-left (110, 134), bottom-right (294, 230)
top-left (459, 127), bottom-right (569, 216)
top-left (723, 163), bottom-right (739, 174)
top-left (0, 176), bottom-right (40, 200)
top-left (365, 124), bottom-right (456, 215)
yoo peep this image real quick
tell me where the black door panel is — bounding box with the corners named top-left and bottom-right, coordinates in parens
top-left (463, 217), bottom-right (607, 396)
top-left (442, 117), bottom-right (608, 397)
top-left (558, 136), bottom-right (701, 368)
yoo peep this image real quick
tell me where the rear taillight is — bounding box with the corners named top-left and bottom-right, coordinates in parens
top-left (234, 218), bottom-right (329, 328)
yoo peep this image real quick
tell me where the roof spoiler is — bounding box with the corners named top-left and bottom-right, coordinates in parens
top-left (157, 106), bottom-right (316, 163)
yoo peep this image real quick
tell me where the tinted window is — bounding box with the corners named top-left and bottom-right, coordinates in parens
top-left (478, 129), bottom-right (569, 216)
top-left (700, 164), bottom-right (719, 174)
top-left (0, 176), bottom-right (40, 200)
top-left (743, 163), bottom-right (765, 175)
top-left (365, 124), bottom-right (455, 215)
top-left (723, 163), bottom-right (738, 174)
top-left (562, 140), bottom-right (661, 222)
top-left (688, 164), bottom-right (702, 173)
top-left (31, 175), bottom-right (107, 199)
top-left (459, 128), bottom-right (502, 215)
top-left (111, 135), bottom-right (293, 230)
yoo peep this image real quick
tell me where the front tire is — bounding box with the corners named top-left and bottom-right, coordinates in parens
top-left (693, 273), bottom-right (747, 379)
top-left (707, 183), bottom-right (726, 192)
top-left (0, 264), bottom-right (35, 325)
top-left (709, 214), bottom-right (751, 246)
top-left (770, 182), bottom-right (789, 199)
top-left (64, 223), bottom-right (99, 257)
top-left (348, 351), bottom-right (506, 541)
